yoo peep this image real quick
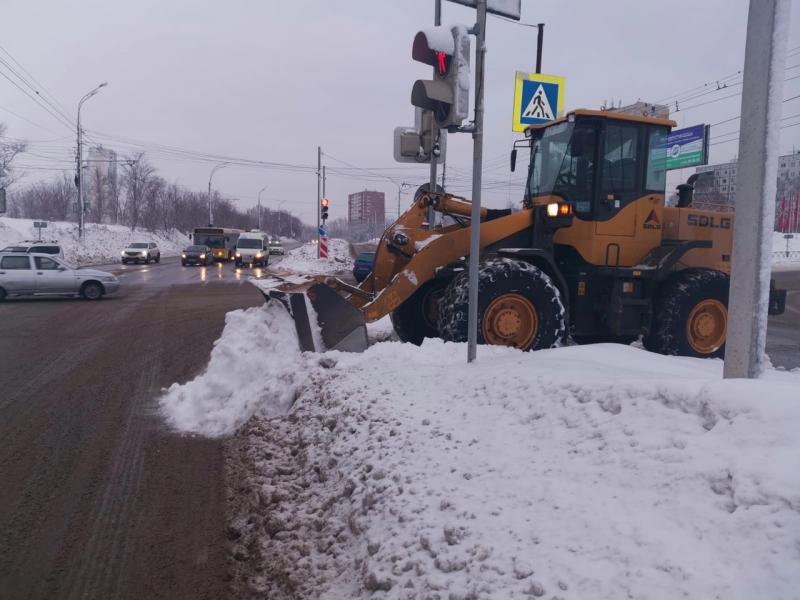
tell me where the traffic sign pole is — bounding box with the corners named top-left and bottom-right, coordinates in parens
top-left (723, 0), bottom-right (791, 379)
top-left (466, 0), bottom-right (487, 364)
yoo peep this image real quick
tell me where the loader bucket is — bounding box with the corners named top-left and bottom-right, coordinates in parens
top-left (262, 279), bottom-right (369, 353)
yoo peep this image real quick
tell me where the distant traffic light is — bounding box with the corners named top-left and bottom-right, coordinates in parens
top-left (411, 26), bottom-right (471, 130)
top-left (320, 197), bottom-right (329, 221)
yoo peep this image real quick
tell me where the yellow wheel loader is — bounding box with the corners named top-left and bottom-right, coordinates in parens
top-left (262, 109), bottom-right (787, 357)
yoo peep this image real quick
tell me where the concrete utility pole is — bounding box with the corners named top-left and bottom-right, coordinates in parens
top-left (317, 146), bottom-right (321, 258)
top-left (208, 163), bottom-right (227, 227)
top-left (466, 0), bottom-right (487, 363)
top-left (257, 185), bottom-right (268, 230)
top-left (76, 82), bottom-right (107, 239)
top-left (724, 0), bottom-right (790, 379)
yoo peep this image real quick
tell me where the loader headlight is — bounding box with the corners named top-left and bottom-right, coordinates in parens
top-left (256, 252), bottom-right (263, 258)
top-left (546, 202), bottom-right (573, 217)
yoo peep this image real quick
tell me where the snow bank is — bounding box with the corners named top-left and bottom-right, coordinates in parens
top-left (159, 302), bottom-right (312, 437)
top-left (175, 305), bottom-right (800, 598)
top-left (0, 216), bottom-right (189, 266)
top-left (271, 238), bottom-right (353, 276)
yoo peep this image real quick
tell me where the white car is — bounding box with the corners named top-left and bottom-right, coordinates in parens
top-left (0, 252), bottom-right (120, 300)
top-left (0, 240), bottom-right (65, 260)
top-left (121, 242), bottom-right (161, 264)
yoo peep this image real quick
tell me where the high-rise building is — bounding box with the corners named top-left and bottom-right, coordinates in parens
top-left (348, 190), bottom-right (385, 225)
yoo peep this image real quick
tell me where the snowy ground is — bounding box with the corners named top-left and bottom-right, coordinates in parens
top-left (160, 302), bottom-right (800, 600)
top-left (0, 216), bottom-right (190, 266)
top-left (270, 238), bottom-right (354, 276)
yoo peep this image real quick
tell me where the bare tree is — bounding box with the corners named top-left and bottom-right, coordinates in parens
top-left (122, 153), bottom-right (157, 231)
top-left (0, 123), bottom-right (27, 189)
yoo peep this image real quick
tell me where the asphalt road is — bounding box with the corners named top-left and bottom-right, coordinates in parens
top-left (0, 253), bottom-right (291, 600)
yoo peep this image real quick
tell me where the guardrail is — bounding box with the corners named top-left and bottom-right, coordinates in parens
top-left (773, 250), bottom-right (800, 261)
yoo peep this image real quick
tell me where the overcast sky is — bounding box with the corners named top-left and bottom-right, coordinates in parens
top-left (3, 0), bottom-right (800, 225)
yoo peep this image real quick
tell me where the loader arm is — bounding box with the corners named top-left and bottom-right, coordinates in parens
top-left (359, 201), bottom-right (534, 321)
top-left (263, 192), bottom-right (533, 352)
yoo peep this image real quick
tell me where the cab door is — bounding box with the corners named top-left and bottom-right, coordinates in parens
top-left (594, 121), bottom-right (643, 238)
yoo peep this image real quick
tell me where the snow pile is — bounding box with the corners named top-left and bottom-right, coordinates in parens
top-left (159, 303), bottom-right (312, 436)
top-left (272, 238), bottom-right (353, 276)
top-left (175, 305), bottom-right (800, 599)
top-left (0, 216), bottom-right (189, 265)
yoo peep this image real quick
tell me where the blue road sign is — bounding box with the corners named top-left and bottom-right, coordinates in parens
top-left (512, 72), bottom-right (565, 132)
top-left (319, 226), bottom-right (326, 236)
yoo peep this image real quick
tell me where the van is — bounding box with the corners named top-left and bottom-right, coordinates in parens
top-left (234, 231), bottom-right (269, 267)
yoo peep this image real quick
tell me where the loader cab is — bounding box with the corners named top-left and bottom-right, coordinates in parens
top-left (524, 110), bottom-right (672, 224)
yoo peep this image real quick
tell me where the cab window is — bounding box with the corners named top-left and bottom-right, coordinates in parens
top-left (1, 256), bottom-right (31, 269)
top-left (646, 127), bottom-right (669, 192)
top-left (601, 123), bottom-right (640, 195)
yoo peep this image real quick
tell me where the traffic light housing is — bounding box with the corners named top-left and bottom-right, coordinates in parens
top-left (320, 197), bottom-right (329, 221)
top-left (411, 25), bottom-right (470, 129)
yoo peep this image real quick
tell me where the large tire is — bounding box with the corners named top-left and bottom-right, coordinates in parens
top-left (437, 258), bottom-right (566, 351)
top-left (644, 269), bottom-right (729, 358)
top-left (81, 281), bottom-right (104, 301)
top-left (390, 278), bottom-right (450, 345)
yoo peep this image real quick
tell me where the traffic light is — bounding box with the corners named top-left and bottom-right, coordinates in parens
top-left (320, 197), bottom-right (329, 221)
top-left (411, 25), bottom-right (471, 130)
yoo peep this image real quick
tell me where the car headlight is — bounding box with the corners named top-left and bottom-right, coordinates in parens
top-left (181, 253), bottom-right (187, 258)
top-left (120, 251), bottom-right (125, 256)
top-left (100, 275), bottom-right (116, 282)
top-left (141, 251), bottom-right (147, 256)
top-left (235, 252), bottom-right (241, 258)
top-left (255, 252), bottom-right (262, 258)
top-left (200, 253), bottom-right (206, 259)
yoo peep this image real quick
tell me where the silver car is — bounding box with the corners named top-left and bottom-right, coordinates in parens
top-left (0, 253), bottom-right (120, 301)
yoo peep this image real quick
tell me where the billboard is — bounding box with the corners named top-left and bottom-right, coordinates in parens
top-left (666, 124), bottom-right (710, 170)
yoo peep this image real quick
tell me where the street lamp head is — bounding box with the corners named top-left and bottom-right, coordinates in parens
top-left (98, 82), bottom-right (108, 89)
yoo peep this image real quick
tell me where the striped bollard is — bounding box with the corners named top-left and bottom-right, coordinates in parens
top-left (319, 225), bottom-right (328, 259)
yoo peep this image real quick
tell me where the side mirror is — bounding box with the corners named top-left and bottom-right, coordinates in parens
top-left (510, 148), bottom-right (517, 173)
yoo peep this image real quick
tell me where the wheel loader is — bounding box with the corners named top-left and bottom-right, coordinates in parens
top-left (262, 109), bottom-right (787, 357)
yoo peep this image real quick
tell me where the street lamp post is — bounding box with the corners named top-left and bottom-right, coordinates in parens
top-left (257, 185), bottom-right (268, 230)
top-left (76, 81), bottom-right (108, 239)
top-left (208, 163), bottom-right (227, 226)
top-left (276, 199), bottom-right (288, 237)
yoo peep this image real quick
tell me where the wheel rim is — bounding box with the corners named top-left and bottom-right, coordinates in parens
top-left (481, 293), bottom-right (538, 349)
top-left (85, 285), bottom-right (100, 299)
top-left (686, 298), bottom-right (727, 354)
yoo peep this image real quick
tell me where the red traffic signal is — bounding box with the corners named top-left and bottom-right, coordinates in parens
top-left (320, 198), bottom-right (329, 221)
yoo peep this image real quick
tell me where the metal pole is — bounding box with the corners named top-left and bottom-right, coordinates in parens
top-left (427, 0), bottom-right (442, 230)
top-left (257, 185), bottom-right (267, 230)
top-left (208, 163), bottom-right (226, 227)
top-left (467, 0), bottom-right (487, 364)
top-left (723, 0), bottom-right (790, 379)
top-left (317, 146), bottom-right (321, 258)
top-left (77, 107), bottom-right (83, 239)
top-left (536, 24), bottom-right (544, 73)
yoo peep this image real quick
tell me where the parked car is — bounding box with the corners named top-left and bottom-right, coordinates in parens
top-left (353, 251), bottom-right (376, 283)
top-left (0, 240), bottom-right (65, 259)
top-left (181, 245), bottom-right (214, 266)
top-left (268, 238), bottom-right (285, 255)
top-left (121, 242), bottom-right (161, 264)
top-left (235, 231), bottom-right (270, 267)
top-left (0, 252), bottom-right (119, 301)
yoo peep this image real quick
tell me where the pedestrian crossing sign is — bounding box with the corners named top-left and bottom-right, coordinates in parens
top-left (513, 71), bottom-right (565, 132)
